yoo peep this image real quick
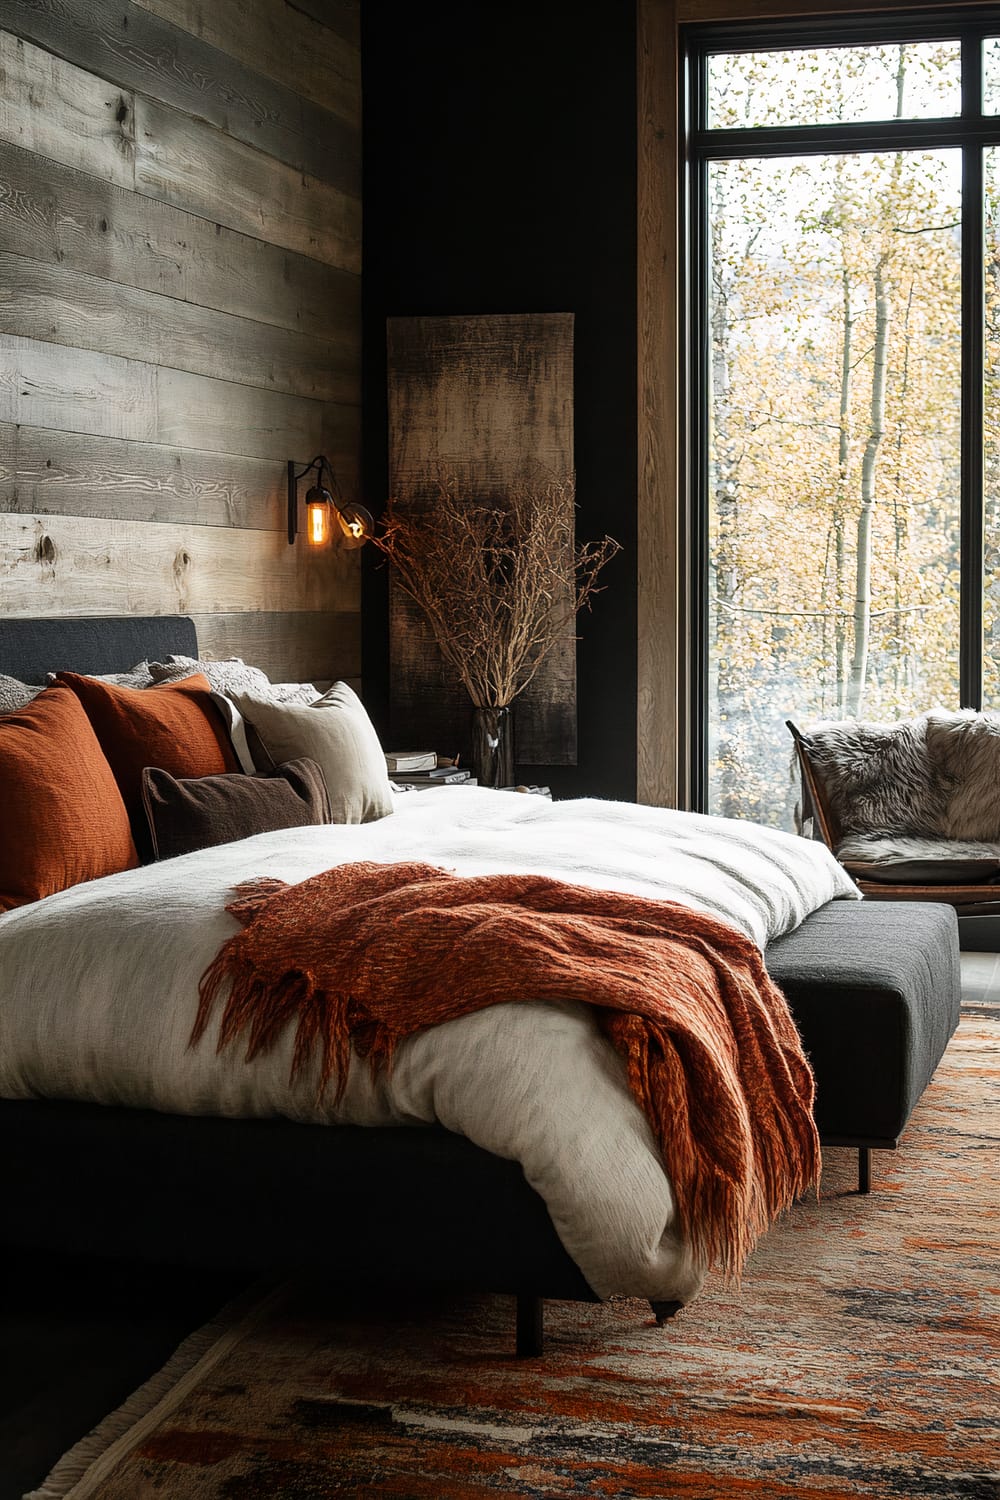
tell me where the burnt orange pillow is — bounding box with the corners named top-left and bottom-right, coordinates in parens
top-left (57, 672), bottom-right (240, 859)
top-left (0, 684), bottom-right (139, 912)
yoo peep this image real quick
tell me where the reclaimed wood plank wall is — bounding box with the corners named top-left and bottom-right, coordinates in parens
top-left (0, 0), bottom-right (362, 684)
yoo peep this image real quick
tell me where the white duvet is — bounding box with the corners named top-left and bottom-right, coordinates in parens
top-left (0, 789), bottom-right (858, 1303)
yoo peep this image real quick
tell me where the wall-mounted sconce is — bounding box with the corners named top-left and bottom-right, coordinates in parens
top-left (286, 455), bottom-right (373, 549)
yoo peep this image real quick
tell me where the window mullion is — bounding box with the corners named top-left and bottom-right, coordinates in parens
top-left (961, 97), bottom-right (986, 705)
top-left (694, 116), bottom-right (1000, 162)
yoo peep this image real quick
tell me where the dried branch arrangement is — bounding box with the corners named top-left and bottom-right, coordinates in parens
top-left (372, 479), bottom-right (621, 709)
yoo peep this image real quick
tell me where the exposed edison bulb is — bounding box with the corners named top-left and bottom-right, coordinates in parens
top-left (306, 497), bottom-right (329, 545)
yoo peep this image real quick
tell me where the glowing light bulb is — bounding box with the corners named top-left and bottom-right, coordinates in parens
top-left (306, 498), bottom-right (328, 545)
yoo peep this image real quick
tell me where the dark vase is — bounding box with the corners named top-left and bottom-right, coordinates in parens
top-left (470, 705), bottom-right (514, 789)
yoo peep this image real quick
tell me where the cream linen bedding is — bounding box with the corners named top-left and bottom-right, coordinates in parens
top-left (0, 790), bottom-right (859, 1303)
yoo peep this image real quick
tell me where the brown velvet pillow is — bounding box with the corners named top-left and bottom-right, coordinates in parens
top-left (0, 684), bottom-right (138, 913)
top-left (140, 758), bottom-right (332, 861)
top-left (57, 672), bottom-right (240, 859)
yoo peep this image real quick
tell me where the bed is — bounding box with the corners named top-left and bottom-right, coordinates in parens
top-left (0, 616), bottom-right (960, 1355)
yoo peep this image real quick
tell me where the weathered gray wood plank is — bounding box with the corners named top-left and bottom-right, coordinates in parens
top-left (0, 513), bottom-right (361, 617)
top-left (191, 609), bottom-right (362, 683)
top-left (155, 364), bottom-right (359, 467)
top-left (0, 423), bottom-right (285, 530)
top-left (0, 335), bottom-right (360, 467)
top-left (386, 314), bottom-right (577, 766)
top-left (3, 0), bottom-right (360, 189)
top-left (0, 33), bottom-right (360, 274)
top-left (0, 333), bottom-right (157, 440)
top-left (0, 29), bottom-right (134, 189)
top-left (134, 96), bottom-right (361, 274)
top-left (0, 249), bottom-right (360, 404)
top-left (130, 0), bottom-right (361, 131)
top-left (0, 141), bottom-right (361, 343)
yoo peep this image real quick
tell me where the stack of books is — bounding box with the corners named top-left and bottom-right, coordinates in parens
top-left (391, 766), bottom-right (473, 788)
top-left (384, 750), bottom-right (438, 773)
top-left (385, 749), bottom-right (474, 789)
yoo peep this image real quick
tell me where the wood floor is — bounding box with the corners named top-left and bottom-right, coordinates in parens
top-left (2, 952), bottom-right (994, 1500)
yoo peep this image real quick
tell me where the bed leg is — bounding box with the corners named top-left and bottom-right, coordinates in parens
top-left (515, 1294), bottom-right (543, 1357)
top-left (650, 1299), bottom-right (682, 1326)
top-left (858, 1146), bottom-right (872, 1194)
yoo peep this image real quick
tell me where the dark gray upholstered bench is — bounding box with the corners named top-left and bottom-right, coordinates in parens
top-left (765, 898), bottom-right (962, 1192)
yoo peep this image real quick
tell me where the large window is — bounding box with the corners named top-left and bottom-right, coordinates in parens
top-left (686, 13), bottom-right (1000, 827)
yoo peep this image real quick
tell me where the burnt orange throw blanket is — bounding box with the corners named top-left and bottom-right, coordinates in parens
top-left (194, 861), bottom-right (820, 1277)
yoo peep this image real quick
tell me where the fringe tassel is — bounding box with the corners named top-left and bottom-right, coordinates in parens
top-left (192, 949), bottom-right (366, 1106)
top-left (607, 988), bottom-right (820, 1281)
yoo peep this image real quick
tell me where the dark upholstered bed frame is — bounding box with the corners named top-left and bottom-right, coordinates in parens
top-left (0, 617), bottom-right (963, 1355)
top-left (0, 615), bottom-right (200, 686)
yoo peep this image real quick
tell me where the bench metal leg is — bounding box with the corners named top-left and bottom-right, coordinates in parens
top-left (858, 1146), bottom-right (871, 1194)
top-left (515, 1294), bottom-right (543, 1357)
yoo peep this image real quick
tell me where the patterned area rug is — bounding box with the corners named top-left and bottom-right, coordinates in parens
top-left (30, 1000), bottom-right (998, 1500)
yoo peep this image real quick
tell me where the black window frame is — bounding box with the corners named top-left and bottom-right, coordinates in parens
top-left (682, 7), bottom-right (1000, 813)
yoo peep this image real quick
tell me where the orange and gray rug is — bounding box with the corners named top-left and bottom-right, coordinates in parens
top-left (29, 997), bottom-right (998, 1500)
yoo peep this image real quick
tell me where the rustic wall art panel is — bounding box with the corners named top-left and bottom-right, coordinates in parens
top-left (386, 312), bottom-right (576, 766)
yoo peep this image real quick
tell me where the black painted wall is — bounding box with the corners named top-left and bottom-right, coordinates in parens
top-left (362, 1), bottom-right (638, 799)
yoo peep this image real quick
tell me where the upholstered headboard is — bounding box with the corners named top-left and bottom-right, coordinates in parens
top-left (0, 617), bottom-right (198, 685)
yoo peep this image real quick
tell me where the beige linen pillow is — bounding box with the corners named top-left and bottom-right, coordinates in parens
top-left (231, 682), bottom-right (393, 823)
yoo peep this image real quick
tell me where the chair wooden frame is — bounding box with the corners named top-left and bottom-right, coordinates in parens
top-left (787, 721), bottom-right (1000, 916)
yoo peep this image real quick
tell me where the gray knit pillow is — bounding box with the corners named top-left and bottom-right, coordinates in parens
top-left (150, 656), bottom-right (321, 706)
top-left (148, 655), bottom-right (272, 696)
top-left (0, 674), bottom-right (42, 715)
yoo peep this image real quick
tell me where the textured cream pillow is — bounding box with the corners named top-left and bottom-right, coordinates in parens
top-left (231, 682), bottom-right (393, 823)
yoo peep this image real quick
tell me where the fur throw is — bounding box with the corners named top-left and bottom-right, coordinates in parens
top-left (838, 831), bottom-right (1000, 863)
top-left (800, 709), bottom-right (1000, 844)
top-left (800, 715), bottom-right (949, 837)
top-left (836, 832), bottom-right (1000, 885)
top-left (925, 710), bottom-right (1000, 841)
